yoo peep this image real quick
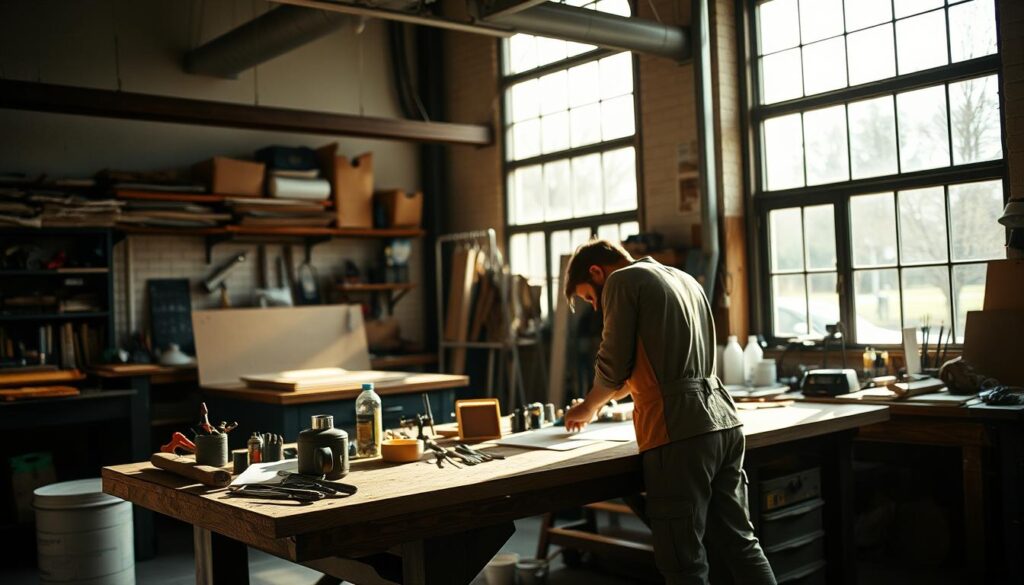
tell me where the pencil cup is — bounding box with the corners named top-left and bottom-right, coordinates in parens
top-left (195, 434), bottom-right (229, 467)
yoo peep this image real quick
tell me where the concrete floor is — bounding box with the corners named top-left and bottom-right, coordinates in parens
top-left (4, 514), bottom-right (637, 585)
top-left (4, 511), bottom-right (968, 584)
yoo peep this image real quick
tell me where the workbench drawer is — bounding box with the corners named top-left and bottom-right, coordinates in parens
top-left (774, 560), bottom-right (826, 585)
top-left (759, 498), bottom-right (824, 546)
top-left (765, 531), bottom-right (825, 577)
top-left (760, 467), bottom-right (821, 512)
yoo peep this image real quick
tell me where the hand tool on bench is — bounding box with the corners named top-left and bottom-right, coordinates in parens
top-left (150, 452), bottom-right (231, 487)
top-left (227, 484), bottom-right (324, 502)
top-left (160, 432), bottom-right (197, 455)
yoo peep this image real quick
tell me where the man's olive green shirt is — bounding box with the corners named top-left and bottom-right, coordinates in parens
top-left (593, 257), bottom-right (741, 451)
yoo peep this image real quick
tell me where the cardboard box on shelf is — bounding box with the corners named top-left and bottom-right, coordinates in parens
top-left (317, 143), bottom-right (374, 228)
top-left (192, 157), bottom-right (265, 196)
top-left (376, 190), bottom-right (423, 228)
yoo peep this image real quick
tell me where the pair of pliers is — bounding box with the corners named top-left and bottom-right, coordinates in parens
top-left (226, 484), bottom-right (324, 502)
top-left (276, 471), bottom-right (359, 496)
top-left (426, 440), bottom-right (463, 469)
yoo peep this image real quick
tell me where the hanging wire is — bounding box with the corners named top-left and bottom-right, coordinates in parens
top-left (647, 0), bottom-right (663, 23)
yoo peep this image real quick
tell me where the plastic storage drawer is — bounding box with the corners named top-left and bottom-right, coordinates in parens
top-left (774, 560), bottom-right (826, 585)
top-left (765, 531), bottom-right (825, 577)
top-left (760, 498), bottom-right (824, 545)
top-left (760, 467), bottom-right (822, 512)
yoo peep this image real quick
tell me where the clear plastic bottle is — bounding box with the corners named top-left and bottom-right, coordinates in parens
top-left (743, 335), bottom-right (763, 385)
top-left (355, 383), bottom-right (382, 458)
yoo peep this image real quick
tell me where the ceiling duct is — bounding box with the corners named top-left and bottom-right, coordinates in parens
top-left (184, 5), bottom-right (350, 78)
top-left (484, 2), bottom-right (690, 62)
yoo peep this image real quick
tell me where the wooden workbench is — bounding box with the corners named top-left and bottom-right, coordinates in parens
top-left (103, 403), bottom-right (887, 585)
top-left (794, 393), bottom-right (1024, 582)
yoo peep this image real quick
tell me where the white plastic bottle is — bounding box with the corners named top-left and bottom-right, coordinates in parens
top-left (744, 335), bottom-right (764, 385)
top-left (722, 335), bottom-right (745, 386)
top-left (355, 383), bottom-right (382, 458)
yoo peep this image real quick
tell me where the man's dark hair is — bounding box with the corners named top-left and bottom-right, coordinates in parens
top-left (562, 238), bottom-right (633, 311)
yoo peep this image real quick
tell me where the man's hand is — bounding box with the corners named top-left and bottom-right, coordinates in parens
top-left (564, 400), bottom-right (599, 432)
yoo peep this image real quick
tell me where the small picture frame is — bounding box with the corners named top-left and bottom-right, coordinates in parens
top-left (455, 398), bottom-right (503, 441)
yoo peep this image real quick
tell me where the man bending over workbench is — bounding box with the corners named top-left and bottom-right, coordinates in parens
top-left (563, 239), bottom-right (776, 585)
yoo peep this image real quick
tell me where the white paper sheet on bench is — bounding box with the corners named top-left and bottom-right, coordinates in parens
top-left (493, 421), bottom-right (635, 450)
top-left (494, 427), bottom-right (598, 451)
top-left (570, 422), bottom-right (635, 442)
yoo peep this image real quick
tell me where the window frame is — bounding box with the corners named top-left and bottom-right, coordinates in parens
top-left (499, 33), bottom-right (644, 317)
top-left (743, 0), bottom-right (1009, 347)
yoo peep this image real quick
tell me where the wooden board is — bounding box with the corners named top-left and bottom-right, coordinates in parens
top-left (0, 385), bottom-right (80, 401)
top-left (241, 368), bottom-right (407, 391)
top-left (201, 373), bottom-right (468, 405)
top-left (444, 247), bottom-right (479, 374)
top-left (102, 403), bottom-right (887, 561)
top-left (192, 305), bottom-right (370, 386)
top-left (0, 369), bottom-right (84, 387)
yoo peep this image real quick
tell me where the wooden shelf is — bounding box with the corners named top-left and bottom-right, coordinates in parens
top-left (116, 226), bottom-right (225, 236)
top-left (0, 79), bottom-right (492, 146)
top-left (116, 225), bottom-right (424, 238)
top-left (115, 189), bottom-right (225, 203)
top-left (0, 268), bottom-right (109, 276)
top-left (116, 190), bottom-right (332, 207)
top-left (335, 282), bottom-right (416, 313)
top-left (0, 312), bottom-right (108, 322)
top-left (335, 282), bottom-right (416, 292)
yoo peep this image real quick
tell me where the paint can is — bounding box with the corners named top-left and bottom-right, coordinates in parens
top-left (34, 478), bottom-right (135, 585)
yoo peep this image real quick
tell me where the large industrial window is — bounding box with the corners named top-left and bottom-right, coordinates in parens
top-left (501, 0), bottom-right (641, 317)
top-left (749, 0), bottom-right (1006, 345)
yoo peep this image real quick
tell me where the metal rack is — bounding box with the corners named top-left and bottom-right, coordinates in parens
top-left (435, 229), bottom-right (545, 410)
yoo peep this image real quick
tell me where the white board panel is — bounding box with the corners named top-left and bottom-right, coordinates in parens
top-left (192, 305), bottom-right (370, 386)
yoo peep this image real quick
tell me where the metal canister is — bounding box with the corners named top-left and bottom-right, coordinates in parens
top-left (247, 432), bottom-right (264, 465)
top-left (544, 403), bottom-right (556, 423)
top-left (511, 408), bottom-right (526, 433)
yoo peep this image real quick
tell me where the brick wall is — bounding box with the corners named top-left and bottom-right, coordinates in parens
top-left (636, 0), bottom-right (699, 248)
top-left (443, 28), bottom-right (505, 242)
top-left (112, 237), bottom-right (424, 348)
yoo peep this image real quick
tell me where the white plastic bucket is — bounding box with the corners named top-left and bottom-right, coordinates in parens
top-left (34, 478), bottom-right (135, 585)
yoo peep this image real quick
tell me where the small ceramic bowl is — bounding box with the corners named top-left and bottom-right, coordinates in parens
top-left (381, 439), bottom-right (424, 463)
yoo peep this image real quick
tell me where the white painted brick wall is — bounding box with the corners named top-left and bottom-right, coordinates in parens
top-left (112, 236), bottom-right (424, 350)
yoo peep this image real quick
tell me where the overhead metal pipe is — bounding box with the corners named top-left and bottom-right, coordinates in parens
top-left (693, 0), bottom-right (719, 301)
top-left (184, 5), bottom-right (349, 79)
top-left (486, 2), bottom-right (690, 62)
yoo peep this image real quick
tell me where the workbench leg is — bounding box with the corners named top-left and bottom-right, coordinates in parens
top-left (128, 375), bottom-right (156, 561)
top-left (822, 432), bottom-right (856, 585)
top-left (400, 521), bottom-right (515, 585)
top-left (536, 513), bottom-right (554, 560)
top-left (194, 527), bottom-right (250, 585)
top-left (999, 424), bottom-right (1024, 583)
top-left (962, 444), bottom-right (985, 576)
